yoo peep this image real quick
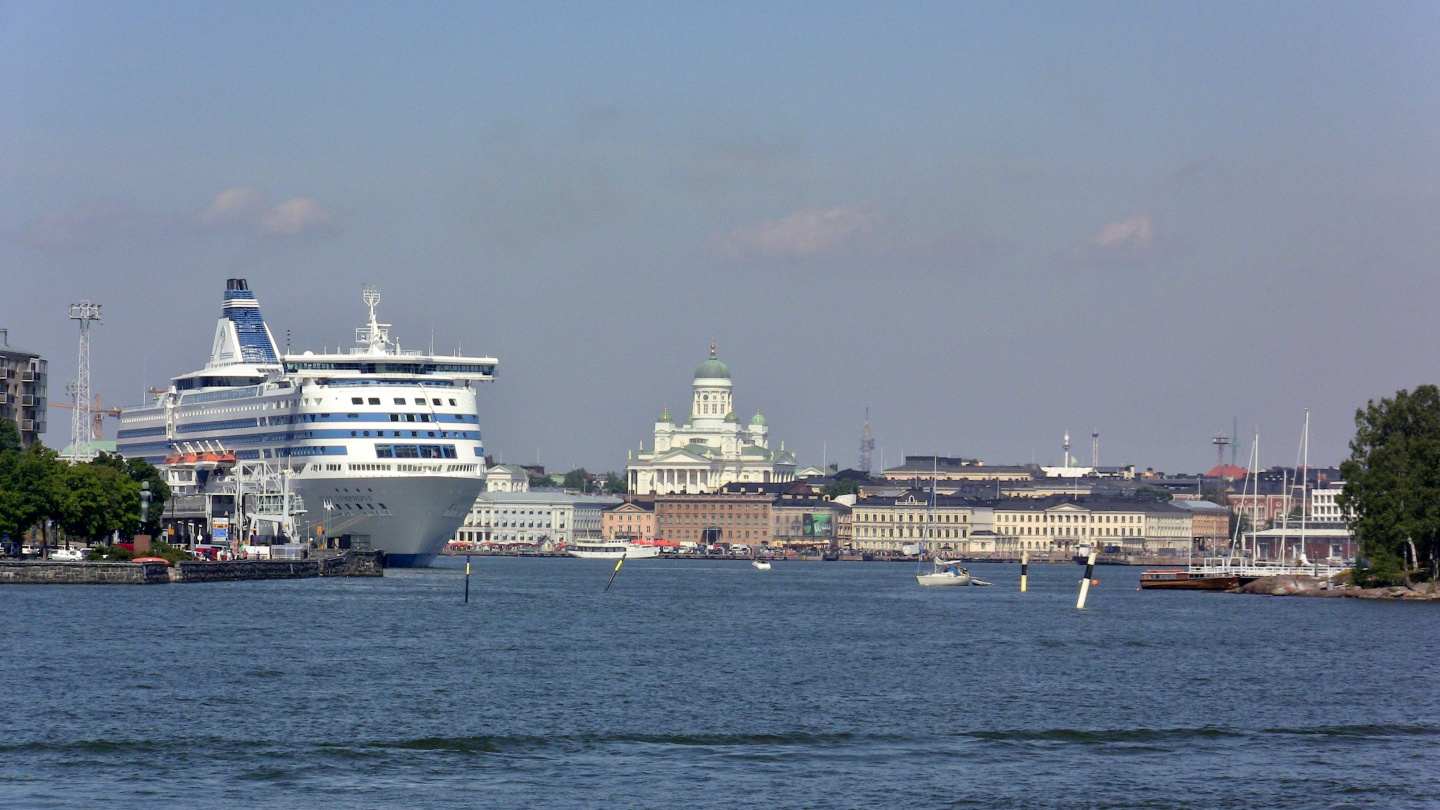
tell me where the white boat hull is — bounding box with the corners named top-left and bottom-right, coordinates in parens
top-left (752, 560), bottom-right (772, 570)
top-left (569, 543), bottom-right (661, 560)
top-left (917, 571), bottom-right (972, 586)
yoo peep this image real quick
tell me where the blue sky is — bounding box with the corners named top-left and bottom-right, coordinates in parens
top-left (3, 2), bottom-right (1439, 473)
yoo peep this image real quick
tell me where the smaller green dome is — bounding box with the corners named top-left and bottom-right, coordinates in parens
top-left (750, 411), bottom-right (766, 426)
top-left (658, 405), bottom-right (672, 423)
top-left (724, 410), bottom-right (739, 423)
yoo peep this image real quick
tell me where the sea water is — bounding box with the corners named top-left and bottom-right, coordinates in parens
top-left (2, 558), bottom-right (1436, 808)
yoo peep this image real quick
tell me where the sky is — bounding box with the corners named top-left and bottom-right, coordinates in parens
top-left (3, 2), bottom-right (1439, 475)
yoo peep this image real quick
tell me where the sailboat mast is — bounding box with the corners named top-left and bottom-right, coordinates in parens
top-left (1300, 409), bottom-right (1310, 564)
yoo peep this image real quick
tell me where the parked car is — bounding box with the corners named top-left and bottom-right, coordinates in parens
top-left (48, 548), bottom-right (85, 562)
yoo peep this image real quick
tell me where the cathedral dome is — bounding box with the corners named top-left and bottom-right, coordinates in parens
top-left (724, 411), bottom-right (739, 423)
top-left (694, 357), bottom-right (730, 380)
top-left (694, 343), bottom-right (731, 379)
top-left (750, 411), bottom-right (766, 426)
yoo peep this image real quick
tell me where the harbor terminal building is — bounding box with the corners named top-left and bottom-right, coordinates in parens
top-left (625, 347), bottom-right (796, 495)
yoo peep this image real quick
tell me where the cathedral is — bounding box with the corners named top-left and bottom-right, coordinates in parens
top-left (626, 347), bottom-right (797, 495)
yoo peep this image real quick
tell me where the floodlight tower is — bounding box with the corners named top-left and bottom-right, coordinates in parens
top-left (1212, 433), bottom-right (1231, 469)
top-left (67, 301), bottom-right (102, 461)
top-left (859, 408), bottom-right (875, 474)
top-left (1091, 430), bottom-right (1099, 468)
top-left (1063, 432), bottom-right (1071, 468)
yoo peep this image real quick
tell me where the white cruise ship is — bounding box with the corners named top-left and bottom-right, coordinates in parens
top-left (116, 279), bottom-right (497, 567)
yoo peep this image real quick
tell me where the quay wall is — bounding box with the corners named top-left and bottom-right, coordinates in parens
top-left (176, 550), bottom-right (383, 582)
top-left (0, 551), bottom-right (382, 585)
top-left (0, 560), bottom-right (169, 585)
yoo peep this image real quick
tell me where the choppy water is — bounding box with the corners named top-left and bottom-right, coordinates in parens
top-left (2, 558), bottom-right (1436, 808)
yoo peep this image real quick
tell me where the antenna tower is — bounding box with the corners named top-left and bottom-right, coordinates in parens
top-left (859, 408), bottom-right (875, 474)
top-left (67, 301), bottom-right (102, 461)
top-left (1063, 432), bottom-right (1071, 467)
top-left (1091, 430), bottom-right (1099, 468)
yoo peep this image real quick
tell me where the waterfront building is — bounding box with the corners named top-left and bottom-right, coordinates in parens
top-left (483, 463), bottom-right (530, 493)
top-left (602, 501), bottom-right (656, 541)
top-left (626, 347), bottom-right (796, 495)
top-left (653, 491), bottom-right (773, 546)
top-left (1173, 499), bottom-right (1230, 553)
top-left (0, 330), bottom-right (47, 448)
top-left (1309, 485), bottom-right (1349, 522)
top-left (850, 493), bottom-right (977, 555)
top-left (770, 496), bottom-right (850, 549)
top-left (991, 497), bottom-right (1193, 556)
top-left (454, 491), bottom-right (620, 548)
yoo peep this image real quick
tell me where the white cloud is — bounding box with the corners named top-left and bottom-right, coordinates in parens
top-left (194, 186), bottom-right (268, 228)
top-left (709, 204), bottom-right (881, 261)
top-left (1071, 214), bottom-right (1156, 264)
top-left (258, 197), bottom-right (335, 236)
top-left (15, 187), bottom-right (338, 251)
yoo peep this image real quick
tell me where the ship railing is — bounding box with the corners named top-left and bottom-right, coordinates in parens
top-left (1188, 557), bottom-right (1347, 579)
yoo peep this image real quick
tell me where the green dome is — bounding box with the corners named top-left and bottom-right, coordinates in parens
top-left (750, 411), bottom-right (766, 426)
top-left (657, 405), bottom-right (673, 424)
top-left (724, 410), bottom-right (739, 423)
top-left (694, 357), bottom-right (730, 379)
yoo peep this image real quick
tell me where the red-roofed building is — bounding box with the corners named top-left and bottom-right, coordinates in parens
top-left (1205, 464), bottom-right (1249, 481)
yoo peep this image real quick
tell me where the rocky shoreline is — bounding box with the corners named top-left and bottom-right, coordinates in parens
top-left (1230, 575), bottom-right (1440, 600)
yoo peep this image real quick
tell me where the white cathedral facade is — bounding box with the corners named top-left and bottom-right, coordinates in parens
top-left (626, 347), bottom-right (797, 495)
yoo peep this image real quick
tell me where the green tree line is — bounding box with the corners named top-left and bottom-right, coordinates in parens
top-left (0, 420), bottom-right (169, 548)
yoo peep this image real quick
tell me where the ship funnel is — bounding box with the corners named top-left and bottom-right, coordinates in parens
top-left (227, 278), bottom-right (250, 291)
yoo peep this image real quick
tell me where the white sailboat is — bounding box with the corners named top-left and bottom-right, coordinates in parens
top-left (915, 460), bottom-right (978, 586)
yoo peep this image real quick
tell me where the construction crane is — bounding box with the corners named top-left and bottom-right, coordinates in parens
top-left (51, 394), bottom-right (121, 442)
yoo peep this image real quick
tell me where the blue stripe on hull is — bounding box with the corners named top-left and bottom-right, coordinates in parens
top-left (383, 553), bottom-right (437, 569)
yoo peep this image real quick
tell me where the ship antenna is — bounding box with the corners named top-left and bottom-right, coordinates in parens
top-left (358, 284), bottom-right (390, 354)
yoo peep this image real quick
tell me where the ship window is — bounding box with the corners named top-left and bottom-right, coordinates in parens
top-left (449, 399), bottom-right (456, 406)
top-left (347, 413), bottom-right (359, 419)
top-left (394, 398), bottom-right (405, 404)
top-left (368, 397), bottom-right (380, 405)
top-left (414, 398), bottom-right (425, 404)
top-left (352, 397), bottom-right (363, 404)
top-left (390, 414), bottom-right (399, 421)
top-left (432, 398), bottom-right (442, 405)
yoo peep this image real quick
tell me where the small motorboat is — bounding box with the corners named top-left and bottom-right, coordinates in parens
top-left (751, 559), bottom-right (772, 570)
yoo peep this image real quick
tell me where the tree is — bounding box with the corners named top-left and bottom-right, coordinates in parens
top-left (93, 452), bottom-right (171, 534)
top-left (601, 472), bottom-right (628, 494)
top-left (53, 462), bottom-right (139, 541)
top-left (822, 479), bottom-right (860, 498)
top-left (0, 443), bottom-right (60, 543)
top-left (0, 419), bottom-right (21, 454)
top-left (1339, 385), bottom-right (1440, 586)
top-left (563, 468), bottom-right (591, 492)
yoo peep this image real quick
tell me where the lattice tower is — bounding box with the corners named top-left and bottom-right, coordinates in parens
top-left (67, 301), bottom-right (102, 461)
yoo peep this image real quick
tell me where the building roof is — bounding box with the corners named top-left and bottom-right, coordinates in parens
top-left (1206, 464), bottom-right (1249, 479)
top-left (475, 491), bottom-right (622, 507)
top-left (1172, 499), bottom-right (1229, 513)
top-left (607, 501), bottom-right (655, 513)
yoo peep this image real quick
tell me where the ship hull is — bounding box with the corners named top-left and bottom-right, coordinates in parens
top-left (292, 474), bottom-right (483, 567)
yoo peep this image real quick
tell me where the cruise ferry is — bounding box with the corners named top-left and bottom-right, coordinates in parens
top-left (116, 279), bottom-right (497, 567)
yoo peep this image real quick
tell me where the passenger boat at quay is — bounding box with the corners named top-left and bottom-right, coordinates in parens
top-left (116, 279), bottom-right (498, 567)
top-left (1139, 568), bottom-right (1240, 590)
top-left (567, 539), bottom-right (662, 560)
